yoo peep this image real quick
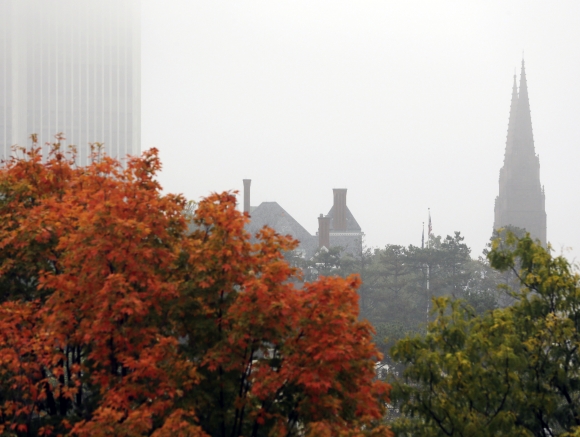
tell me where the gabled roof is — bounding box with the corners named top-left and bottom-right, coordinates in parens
top-left (247, 202), bottom-right (314, 243)
top-left (326, 205), bottom-right (362, 232)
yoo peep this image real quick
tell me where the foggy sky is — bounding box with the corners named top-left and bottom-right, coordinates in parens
top-left (141, 1), bottom-right (580, 262)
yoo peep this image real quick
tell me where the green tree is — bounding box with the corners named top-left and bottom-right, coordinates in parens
top-left (376, 245), bottom-right (411, 296)
top-left (389, 232), bottom-right (580, 436)
top-left (308, 246), bottom-right (344, 278)
top-left (461, 257), bottom-right (500, 314)
top-left (340, 238), bottom-right (382, 322)
top-left (371, 245), bottom-right (427, 359)
top-left (438, 232), bottom-right (471, 297)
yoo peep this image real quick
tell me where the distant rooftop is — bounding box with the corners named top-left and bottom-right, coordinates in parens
top-left (326, 205), bottom-right (362, 232)
top-left (246, 201), bottom-right (318, 258)
top-left (247, 202), bottom-right (313, 243)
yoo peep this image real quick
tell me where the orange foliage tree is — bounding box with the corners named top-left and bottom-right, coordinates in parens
top-left (0, 141), bottom-right (391, 437)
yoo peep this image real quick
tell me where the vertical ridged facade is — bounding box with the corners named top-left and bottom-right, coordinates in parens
top-left (494, 61), bottom-right (547, 245)
top-left (0, 0), bottom-right (140, 165)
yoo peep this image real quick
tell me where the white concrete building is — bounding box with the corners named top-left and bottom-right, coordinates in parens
top-left (0, 0), bottom-right (140, 165)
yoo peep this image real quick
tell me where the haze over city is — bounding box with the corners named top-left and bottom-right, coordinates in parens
top-left (2, 2), bottom-right (580, 433)
top-left (142, 1), bottom-right (580, 261)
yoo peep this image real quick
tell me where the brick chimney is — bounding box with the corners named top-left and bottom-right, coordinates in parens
top-left (332, 188), bottom-right (347, 231)
top-left (318, 214), bottom-right (330, 248)
top-left (243, 179), bottom-right (251, 213)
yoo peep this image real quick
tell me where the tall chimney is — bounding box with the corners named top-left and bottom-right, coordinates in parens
top-left (332, 188), bottom-right (347, 231)
top-left (243, 179), bottom-right (251, 214)
top-left (318, 214), bottom-right (330, 249)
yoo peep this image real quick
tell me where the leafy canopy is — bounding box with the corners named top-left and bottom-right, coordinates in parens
top-left (390, 232), bottom-right (580, 437)
top-left (0, 143), bottom-right (391, 437)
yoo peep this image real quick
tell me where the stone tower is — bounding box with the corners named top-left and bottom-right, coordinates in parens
top-left (494, 60), bottom-right (547, 245)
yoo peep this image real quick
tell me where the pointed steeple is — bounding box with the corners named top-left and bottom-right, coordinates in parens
top-left (514, 59), bottom-right (535, 155)
top-left (494, 60), bottom-right (546, 246)
top-left (504, 72), bottom-right (519, 157)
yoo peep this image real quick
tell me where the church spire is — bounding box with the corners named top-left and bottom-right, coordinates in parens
top-left (505, 72), bottom-right (518, 157)
top-left (494, 60), bottom-right (546, 246)
top-left (514, 59), bottom-right (535, 155)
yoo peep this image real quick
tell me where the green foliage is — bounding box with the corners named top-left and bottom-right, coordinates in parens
top-left (310, 246), bottom-right (345, 278)
top-left (317, 232), bottom-right (500, 359)
top-left (389, 232), bottom-right (580, 436)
